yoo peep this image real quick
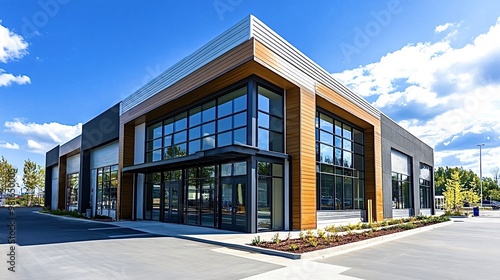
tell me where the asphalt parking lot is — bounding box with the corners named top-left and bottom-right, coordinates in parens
top-left (2, 207), bottom-right (500, 279)
top-left (0, 207), bottom-right (160, 246)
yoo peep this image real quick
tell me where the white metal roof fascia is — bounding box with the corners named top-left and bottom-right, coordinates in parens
top-left (248, 15), bottom-right (380, 118)
top-left (120, 16), bottom-right (253, 115)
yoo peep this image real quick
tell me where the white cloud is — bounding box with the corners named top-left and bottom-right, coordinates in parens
top-left (0, 141), bottom-right (20, 150)
top-left (0, 22), bottom-right (28, 62)
top-left (0, 22), bottom-right (31, 88)
top-left (435, 22), bottom-right (456, 33)
top-left (0, 69), bottom-right (31, 86)
top-left (333, 17), bottom-right (500, 174)
top-left (3, 119), bottom-right (82, 154)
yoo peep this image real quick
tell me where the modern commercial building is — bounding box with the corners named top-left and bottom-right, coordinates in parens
top-left (44, 15), bottom-right (434, 233)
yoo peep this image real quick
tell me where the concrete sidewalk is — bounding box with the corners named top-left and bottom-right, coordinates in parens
top-left (110, 217), bottom-right (454, 259)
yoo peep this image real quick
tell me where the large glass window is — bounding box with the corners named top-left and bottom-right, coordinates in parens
top-left (145, 172), bottom-right (161, 220)
top-left (66, 173), bottom-right (79, 211)
top-left (95, 165), bottom-right (118, 219)
top-left (257, 161), bottom-right (284, 231)
top-left (145, 87), bottom-right (247, 162)
top-left (316, 111), bottom-right (364, 210)
top-left (257, 86), bottom-right (284, 153)
top-left (420, 164), bottom-right (432, 208)
top-left (391, 150), bottom-right (412, 209)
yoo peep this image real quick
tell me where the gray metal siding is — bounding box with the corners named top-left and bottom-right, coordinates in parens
top-left (66, 154), bottom-right (80, 174)
top-left (60, 136), bottom-right (81, 156)
top-left (90, 142), bottom-right (119, 169)
top-left (381, 114), bottom-right (434, 218)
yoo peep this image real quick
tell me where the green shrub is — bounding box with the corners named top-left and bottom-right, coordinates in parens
top-left (289, 244), bottom-right (299, 251)
top-left (324, 225), bottom-right (336, 233)
top-left (317, 229), bottom-right (326, 239)
top-left (272, 233), bottom-right (280, 244)
top-left (400, 223), bottom-right (416, 230)
top-left (251, 236), bottom-right (263, 245)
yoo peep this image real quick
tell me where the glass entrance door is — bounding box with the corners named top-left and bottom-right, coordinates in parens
top-left (184, 166), bottom-right (217, 227)
top-left (220, 176), bottom-right (247, 231)
top-left (163, 181), bottom-right (181, 223)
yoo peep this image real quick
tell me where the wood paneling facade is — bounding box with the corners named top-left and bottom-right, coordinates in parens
top-left (119, 37), bottom-right (386, 228)
top-left (285, 87), bottom-right (317, 230)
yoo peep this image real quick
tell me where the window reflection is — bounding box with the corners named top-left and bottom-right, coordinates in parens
top-left (146, 86), bottom-right (248, 162)
top-left (316, 111), bottom-right (365, 210)
top-left (257, 85), bottom-right (284, 153)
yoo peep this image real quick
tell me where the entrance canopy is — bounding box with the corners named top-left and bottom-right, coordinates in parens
top-left (123, 145), bottom-right (260, 174)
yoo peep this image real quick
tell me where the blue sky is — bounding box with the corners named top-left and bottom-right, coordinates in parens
top-left (1, 0), bottom-right (500, 179)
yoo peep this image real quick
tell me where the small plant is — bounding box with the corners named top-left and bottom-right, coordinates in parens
top-left (299, 231), bottom-right (306, 240)
top-left (317, 229), bottom-right (326, 239)
top-left (272, 233), bottom-right (280, 244)
top-left (284, 232), bottom-right (292, 241)
top-left (400, 223), bottom-right (416, 230)
top-left (305, 230), bottom-right (315, 240)
top-left (308, 239), bottom-right (319, 247)
top-left (289, 244), bottom-right (299, 251)
top-left (324, 225), bottom-right (336, 233)
top-left (347, 223), bottom-right (358, 231)
top-left (251, 236), bottom-right (263, 246)
top-left (326, 233), bottom-right (336, 243)
top-left (361, 223), bottom-right (372, 229)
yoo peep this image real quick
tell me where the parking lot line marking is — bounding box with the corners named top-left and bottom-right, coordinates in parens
top-left (108, 233), bottom-right (151, 238)
top-left (88, 227), bottom-right (123, 231)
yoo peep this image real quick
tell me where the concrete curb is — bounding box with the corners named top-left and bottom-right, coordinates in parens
top-left (33, 210), bottom-right (454, 260)
top-left (195, 221), bottom-right (454, 260)
top-left (35, 211), bottom-right (116, 224)
top-left (300, 221), bottom-right (453, 260)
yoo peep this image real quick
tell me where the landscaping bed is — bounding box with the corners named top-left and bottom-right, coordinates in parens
top-left (250, 215), bottom-right (450, 254)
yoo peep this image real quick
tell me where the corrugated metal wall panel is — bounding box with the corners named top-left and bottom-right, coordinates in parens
top-left (121, 16), bottom-right (252, 114)
top-left (66, 154), bottom-right (80, 174)
top-left (391, 149), bottom-right (411, 175)
top-left (90, 142), bottom-right (119, 169)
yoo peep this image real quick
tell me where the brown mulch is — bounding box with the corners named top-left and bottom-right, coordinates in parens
top-left (252, 222), bottom-right (441, 254)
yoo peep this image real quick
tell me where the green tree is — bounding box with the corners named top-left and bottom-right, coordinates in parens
top-left (22, 159), bottom-right (45, 206)
top-left (442, 170), bottom-right (465, 212)
top-left (463, 189), bottom-right (480, 206)
top-left (490, 189), bottom-right (500, 201)
top-left (0, 156), bottom-right (17, 195)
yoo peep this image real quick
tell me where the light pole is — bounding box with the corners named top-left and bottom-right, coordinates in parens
top-left (477, 143), bottom-right (485, 207)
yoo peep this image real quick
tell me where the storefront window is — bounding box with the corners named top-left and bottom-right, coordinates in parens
top-left (420, 164), bottom-right (432, 208)
top-left (316, 110), bottom-right (365, 210)
top-left (258, 161), bottom-right (283, 230)
top-left (95, 165), bottom-right (118, 219)
top-left (145, 87), bottom-right (248, 162)
top-left (257, 86), bottom-right (284, 153)
top-left (66, 173), bottom-right (79, 211)
top-left (391, 150), bottom-right (412, 209)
